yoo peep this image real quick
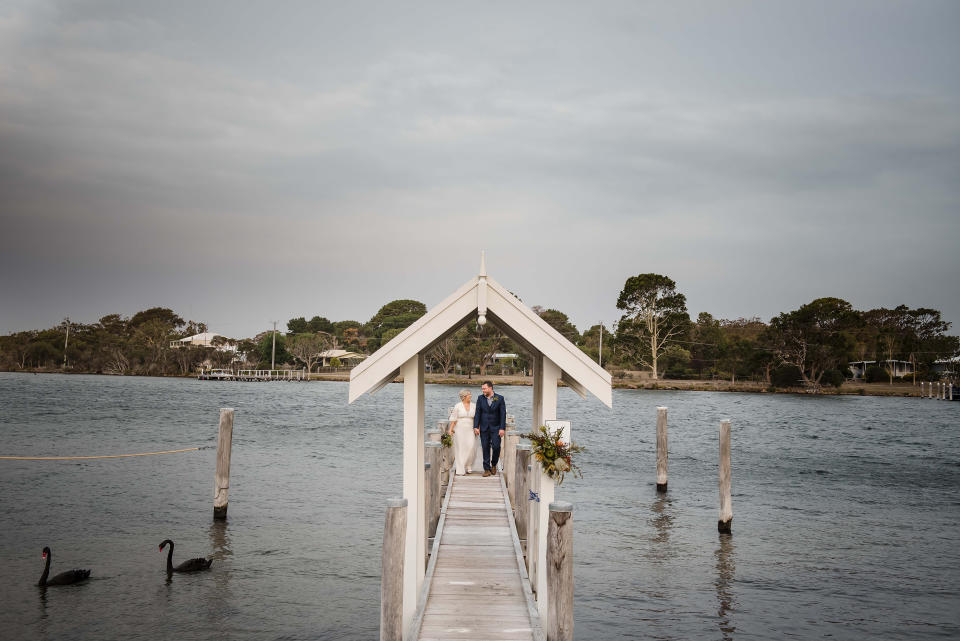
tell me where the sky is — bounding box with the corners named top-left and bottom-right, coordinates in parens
top-left (1, 0), bottom-right (958, 339)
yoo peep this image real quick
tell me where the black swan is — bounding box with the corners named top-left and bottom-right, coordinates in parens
top-left (159, 539), bottom-right (212, 573)
top-left (38, 547), bottom-right (91, 587)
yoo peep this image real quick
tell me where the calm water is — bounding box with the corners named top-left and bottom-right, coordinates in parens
top-left (0, 372), bottom-right (958, 640)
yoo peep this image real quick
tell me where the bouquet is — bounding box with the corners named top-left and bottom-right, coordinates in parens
top-left (521, 424), bottom-right (585, 485)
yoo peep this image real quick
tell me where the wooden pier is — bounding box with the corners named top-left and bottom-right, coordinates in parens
top-left (410, 472), bottom-right (541, 641)
top-left (350, 258), bottom-right (611, 640)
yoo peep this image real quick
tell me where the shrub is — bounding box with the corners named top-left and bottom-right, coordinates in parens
top-left (329, 357), bottom-right (342, 368)
top-left (771, 365), bottom-right (804, 388)
top-left (865, 365), bottom-right (887, 383)
top-left (821, 369), bottom-right (845, 388)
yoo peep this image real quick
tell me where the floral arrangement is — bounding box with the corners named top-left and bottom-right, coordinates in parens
top-left (440, 432), bottom-right (453, 448)
top-left (521, 424), bottom-right (585, 485)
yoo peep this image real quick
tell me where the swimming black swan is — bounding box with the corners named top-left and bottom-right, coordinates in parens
top-left (159, 539), bottom-right (212, 573)
top-left (38, 547), bottom-right (91, 587)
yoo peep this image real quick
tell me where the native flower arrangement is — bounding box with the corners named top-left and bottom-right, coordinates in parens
top-left (521, 424), bottom-right (585, 485)
top-left (440, 432), bottom-right (453, 448)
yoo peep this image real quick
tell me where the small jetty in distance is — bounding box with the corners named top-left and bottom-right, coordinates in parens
top-left (196, 368), bottom-right (306, 382)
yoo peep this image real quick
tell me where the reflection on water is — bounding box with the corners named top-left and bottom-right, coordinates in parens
top-left (715, 533), bottom-right (736, 640)
top-left (208, 521), bottom-right (232, 560)
top-left (650, 493), bottom-right (674, 546)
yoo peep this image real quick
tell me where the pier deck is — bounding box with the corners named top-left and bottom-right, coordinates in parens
top-left (413, 472), bottom-right (541, 641)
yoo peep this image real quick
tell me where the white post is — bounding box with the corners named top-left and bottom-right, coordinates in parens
top-left (528, 353), bottom-right (543, 585)
top-left (950, 383), bottom-right (954, 401)
top-left (546, 501), bottom-right (574, 641)
top-left (213, 408), bottom-right (234, 520)
top-left (718, 419), bottom-right (733, 533)
top-left (400, 353), bottom-right (425, 634)
top-left (381, 498), bottom-right (407, 641)
top-left (536, 356), bottom-right (560, 621)
top-left (656, 407), bottom-right (668, 492)
top-left (930, 382), bottom-right (934, 399)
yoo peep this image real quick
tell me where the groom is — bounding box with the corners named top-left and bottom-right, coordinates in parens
top-left (473, 380), bottom-right (506, 477)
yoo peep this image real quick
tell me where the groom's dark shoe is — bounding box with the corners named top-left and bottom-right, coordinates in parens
top-left (482, 469), bottom-right (492, 477)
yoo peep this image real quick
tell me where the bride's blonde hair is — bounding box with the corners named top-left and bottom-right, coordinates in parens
top-left (459, 389), bottom-right (471, 399)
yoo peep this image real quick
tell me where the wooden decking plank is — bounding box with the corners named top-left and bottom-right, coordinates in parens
top-left (413, 473), bottom-right (537, 641)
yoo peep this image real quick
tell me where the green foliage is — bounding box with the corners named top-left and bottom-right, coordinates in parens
top-left (536, 309), bottom-right (580, 343)
top-left (821, 369), bottom-right (846, 388)
top-left (521, 424), bottom-right (586, 485)
top-left (257, 332), bottom-right (290, 367)
top-left (366, 299), bottom-right (427, 349)
top-left (440, 432), bottom-right (453, 448)
top-left (329, 357), bottom-right (342, 368)
top-left (771, 365), bottom-right (804, 388)
top-left (766, 297), bottom-right (860, 386)
top-left (615, 273), bottom-right (690, 376)
top-left (865, 365), bottom-right (887, 383)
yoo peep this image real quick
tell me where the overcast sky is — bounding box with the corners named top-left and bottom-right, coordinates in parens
top-left (2, 0), bottom-right (958, 339)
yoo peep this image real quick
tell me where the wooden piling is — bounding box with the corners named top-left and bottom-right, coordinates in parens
top-left (425, 443), bottom-right (442, 542)
top-left (547, 501), bottom-right (574, 641)
top-left (381, 498), bottom-right (407, 641)
top-left (514, 444), bottom-right (531, 549)
top-left (930, 382), bottom-right (934, 399)
top-left (504, 427), bottom-right (520, 505)
top-left (213, 408), bottom-right (234, 520)
top-left (656, 406), bottom-right (668, 492)
top-left (718, 419), bottom-right (733, 533)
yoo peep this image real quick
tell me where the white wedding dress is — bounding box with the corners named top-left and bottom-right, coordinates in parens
top-left (449, 401), bottom-right (480, 475)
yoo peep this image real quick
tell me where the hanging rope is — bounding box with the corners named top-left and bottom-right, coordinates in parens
top-left (0, 447), bottom-right (205, 461)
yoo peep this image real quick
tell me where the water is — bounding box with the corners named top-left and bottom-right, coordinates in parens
top-left (0, 373), bottom-right (957, 640)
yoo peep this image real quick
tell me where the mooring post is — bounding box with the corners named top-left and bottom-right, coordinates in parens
top-left (930, 382), bottom-right (934, 399)
top-left (213, 408), bottom-right (234, 520)
top-left (718, 419), bottom-right (733, 533)
top-left (425, 442), bottom-right (442, 541)
top-left (547, 501), bottom-right (574, 641)
top-left (381, 497), bottom-right (407, 641)
top-left (950, 383), bottom-right (954, 401)
top-left (656, 406), bottom-right (668, 492)
top-left (504, 426), bottom-right (520, 505)
top-left (515, 444), bottom-right (532, 549)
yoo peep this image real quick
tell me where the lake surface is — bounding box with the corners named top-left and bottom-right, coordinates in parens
top-left (1, 372), bottom-right (957, 640)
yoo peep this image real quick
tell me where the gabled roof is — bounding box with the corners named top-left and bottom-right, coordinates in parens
top-left (348, 272), bottom-right (612, 407)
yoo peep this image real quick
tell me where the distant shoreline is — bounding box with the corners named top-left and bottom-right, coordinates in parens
top-left (2, 369), bottom-right (938, 397)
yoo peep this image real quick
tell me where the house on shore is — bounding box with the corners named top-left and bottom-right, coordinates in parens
top-left (848, 359), bottom-right (913, 379)
top-left (169, 332), bottom-right (236, 352)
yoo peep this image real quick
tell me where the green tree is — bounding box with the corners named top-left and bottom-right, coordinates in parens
top-left (287, 317), bottom-right (309, 334)
top-left (615, 274), bottom-right (691, 379)
top-left (578, 324), bottom-right (612, 365)
top-left (765, 297), bottom-right (860, 387)
top-left (366, 299), bottom-right (427, 349)
top-left (257, 332), bottom-right (290, 367)
top-left (536, 309), bottom-right (580, 343)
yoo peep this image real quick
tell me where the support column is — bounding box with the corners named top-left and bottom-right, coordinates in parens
top-left (536, 356), bottom-right (560, 622)
top-left (401, 353), bottom-right (425, 636)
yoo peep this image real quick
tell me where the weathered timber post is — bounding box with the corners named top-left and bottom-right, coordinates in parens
top-left (504, 427), bottom-right (520, 506)
top-left (425, 442), bottom-right (442, 541)
top-left (950, 384), bottom-right (954, 401)
top-left (930, 382), bottom-right (934, 399)
top-left (213, 408), bottom-right (234, 520)
top-left (547, 501), bottom-right (574, 641)
top-left (381, 498), bottom-right (407, 641)
top-left (515, 444), bottom-right (532, 549)
top-left (656, 406), bottom-right (668, 492)
top-left (718, 419), bottom-right (733, 533)
top-left (427, 427), bottom-right (449, 488)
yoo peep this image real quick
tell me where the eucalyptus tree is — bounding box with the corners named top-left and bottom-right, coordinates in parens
top-left (615, 273), bottom-right (691, 379)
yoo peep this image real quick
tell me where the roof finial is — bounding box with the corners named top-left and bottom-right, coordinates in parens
top-left (479, 250), bottom-right (486, 277)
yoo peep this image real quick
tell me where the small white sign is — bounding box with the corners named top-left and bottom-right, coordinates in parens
top-left (544, 419), bottom-right (572, 445)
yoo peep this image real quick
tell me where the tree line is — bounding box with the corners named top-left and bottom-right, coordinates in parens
top-left (2, 275), bottom-right (957, 385)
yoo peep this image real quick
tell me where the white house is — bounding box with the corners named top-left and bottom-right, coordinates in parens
top-left (169, 332), bottom-right (236, 351)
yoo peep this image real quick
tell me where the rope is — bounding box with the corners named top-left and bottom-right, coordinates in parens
top-left (0, 447), bottom-right (203, 460)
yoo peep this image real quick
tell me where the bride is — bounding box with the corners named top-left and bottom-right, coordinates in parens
top-left (448, 389), bottom-right (478, 476)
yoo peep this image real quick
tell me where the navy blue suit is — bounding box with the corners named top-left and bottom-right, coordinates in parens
top-left (474, 392), bottom-right (506, 471)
